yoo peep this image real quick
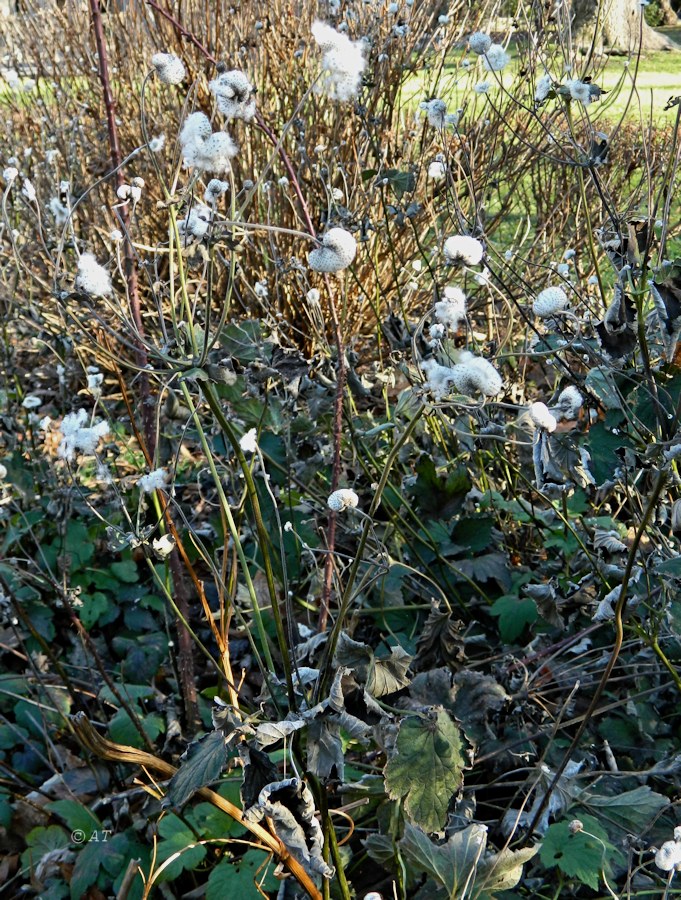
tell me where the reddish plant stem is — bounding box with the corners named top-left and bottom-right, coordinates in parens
top-left (89, 0), bottom-right (156, 461)
top-left (143, 0), bottom-right (347, 632)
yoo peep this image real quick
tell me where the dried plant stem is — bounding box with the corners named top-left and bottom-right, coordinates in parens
top-left (521, 468), bottom-right (669, 843)
top-left (71, 713), bottom-right (322, 900)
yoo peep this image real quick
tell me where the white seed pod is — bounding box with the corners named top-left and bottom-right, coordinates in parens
top-left (533, 286), bottom-right (569, 318)
top-left (529, 401), bottom-right (557, 433)
top-left (76, 252), bottom-right (112, 297)
top-left (655, 840), bottom-right (681, 872)
top-left (308, 227), bottom-right (357, 273)
top-left (327, 488), bottom-right (359, 511)
top-left (443, 234), bottom-right (484, 266)
top-left (151, 52), bottom-right (186, 85)
top-left (555, 385), bottom-right (583, 420)
top-left (469, 32), bottom-right (492, 54)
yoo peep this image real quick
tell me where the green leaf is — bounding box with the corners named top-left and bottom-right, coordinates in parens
top-left (70, 838), bottom-right (104, 900)
top-left (655, 556), bottom-right (681, 578)
top-left (47, 799), bottom-right (100, 836)
top-left (21, 825), bottom-right (70, 872)
top-left (384, 708), bottom-right (466, 832)
top-left (399, 821), bottom-right (487, 896)
top-left (156, 814), bottom-right (206, 881)
top-left (79, 591), bottom-right (109, 629)
top-left (108, 709), bottom-right (164, 747)
top-left (540, 817), bottom-right (609, 890)
top-left (206, 850), bottom-right (278, 899)
top-left (383, 168), bottom-right (416, 198)
top-left (110, 559), bottom-right (139, 583)
top-left (577, 785), bottom-right (669, 832)
top-left (167, 731), bottom-right (231, 808)
top-left (489, 595), bottom-right (538, 642)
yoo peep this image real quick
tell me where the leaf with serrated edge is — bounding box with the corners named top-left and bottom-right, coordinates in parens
top-left (369, 646), bottom-right (413, 697)
top-left (473, 845), bottom-right (539, 894)
top-left (384, 708), bottom-right (466, 833)
top-left (399, 821), bottom-right (487, 897)
top-left (167, 731), bottom-right (230, 808)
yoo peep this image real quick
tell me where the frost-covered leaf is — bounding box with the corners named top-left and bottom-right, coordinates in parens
top-left (369, 645), bottom-right (413, 697)
top-left (334, 633), bottom-right (373, 681)
top-left (243, 777), bottom-right (333, 879)
top-left (167, 731), bottom-right (230, 808)
top-left (240, 745), bottom-right (279, 810)
top-left (399, 821), bottom-right (487, 896)
top-left (384, 708), bottom-right (466, 832)
top-left (254, 717), bottom-right (305, 748)
top-left (306, 718), bottom-right (344, 780)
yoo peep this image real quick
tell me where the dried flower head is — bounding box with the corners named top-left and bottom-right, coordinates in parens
top-left (535, 73), bottom-right (552, 103)
top-left (204, 179), bottom-right (229, 204)
top-left (434, 287), bottom-right (467, 330)
top-left (327, 488), bottom-right (359, 511)
top-left (308, 227), bottom-right (357, 272)
top-left (655, 840), bottom-right (681, 872)
top-left (239, 428), bottom-right (258, 454)
top-left (151, 52), bottom-right (186, 85)
top-left (58, 409), bottom-right (109, 462)
top-left (533, 286), bottom-right (568, 317)
top-left (443, 235), bottom-right (484, 266)
top-left (76, 252), bottom-right (112, 297)
top-left (209, 69), bottom-right (256, 121)
top-left (555, 385), bottom-right (583, 420)
top-left (180, 113), bottom-right (237, 173)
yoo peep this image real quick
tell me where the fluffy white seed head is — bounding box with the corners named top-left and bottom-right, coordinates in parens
top-left (469, 32), bottom-right (492, 54)
top-left (427, 159), bottom-right (447, 181)
top-left (239, 427), bottom-right (258, 454)
top-left (451, 355), bottom-right (503, 397)
top-left (655, 839), bottom-right (681, 872)
top-left (138, 468), bottom-right (168, 493)
top-left (151, 52), bottom-right (186, 85)
top-left (327, 488), bottom-right (359, 511)
top-left (420, 98), bottom-right (447, 128)
top-left (535, 73), bottom-right (552, 103)
top-left (178, 205), bottom-right (211, 242)
top-left (57, 409), bottom-right (110, 461)
top-left (76, 252), bottom-right (112, 297)
top-left (311, 20), bottom-right (366, 101)
top-left (529, 402), bottom-right (557, 432)
top-left (483, 44), bottom-right (510, 72)
top-left (204, 179), bottom-right (229, 204)
top-left (443, 234), bottom-right (484, 266)
top-left (209, 69), bottom-right (256, 121)
top-left (308, 227), bottom-right (357, 272)
top-left (533, 286), bottom-right (569, 317)
top-left (566, 78), bottom-right (592, 104)
top-left (555, 385), bottom-right (583, 420)
top-left (434, 287), bottom-right (467, 330)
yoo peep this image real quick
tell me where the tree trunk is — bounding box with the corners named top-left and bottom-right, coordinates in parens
top-left (571, 0), bottom-right (679, 52)
top-left (659, 0), bottom-right (680, 25)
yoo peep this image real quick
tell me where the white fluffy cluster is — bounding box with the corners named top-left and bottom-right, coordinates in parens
top-left (482, 44), bottom-right (510, 72)
top-left (179, 112), bottom-right (237, 173)
top-left (427, 159), bottom-right (447, 181)
top-left (308, 227), bottom-right (357, 272)
top-left (311, 20), bottom-right (366, 101)
top-left (240, 428), bottom-right (258, 453)
top-left (204, 179), bottom-right (229, 205)
top-left (533, 286), bottom-right (569, 318)
top-left (443, 234), bottom-right (484, 266)
top-left (138, 468), bottom-right (169, 494)
top-left (565, 78), bottom-right (592, 104)
top-left (327, 488), bottom-right (359, 512)
top-left (208, 69), bottom-right (256, 122)
top-left (151, 52), bottom-right (186, 85)
top-left (420, 98), bottom-right (447, 128)
top-left (434, 287), bottom-right (467, 331)
top-left (76, 252), bottom-right (112, 297)
top-left (529, 402), bottom-right (557, 433)
top-left (535, 73), bottom-right (552, 102)
top-left (469, 32), bottom-right (492, 54)
top-left (178, 205), bottom-right (212, 242)
top-left (555, 385), bottom-right (583, 420)
top-left (58, 409), bottom-right (110, 462)
top-left (421, 353), bottom-right (502, 400)
top-left (655, 829), bottom-right (681, 872)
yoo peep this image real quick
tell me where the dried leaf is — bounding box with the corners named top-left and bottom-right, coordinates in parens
top-left (399, 821), bottom-right (487, 896)
top-left (369, 646), bottom-right (413, 697)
